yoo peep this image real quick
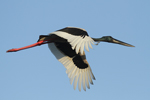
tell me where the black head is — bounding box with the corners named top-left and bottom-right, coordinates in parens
top-left (101, 36), bottom-right (114, 42)
top-left (93, 36), bottom-right (134, 47)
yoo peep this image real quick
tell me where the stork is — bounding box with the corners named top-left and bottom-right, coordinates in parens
top-left (7, 27), bottom-right (134, 91)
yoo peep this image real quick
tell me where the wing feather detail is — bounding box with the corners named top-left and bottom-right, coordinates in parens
top-left (85, 41), bottom-right (89, 52)
top-left (74, 72), bottom-right (79, 90)
top-left (85, 70), bottom-right (90, 89)
top-left (78, 69), bottom-right (82, 91)
top-left (48, 43), bottom-right (95, 91)
top-left (75, 40), bottom-right (83, 54)
top-left (50, 31), bottom-right (94, 54)
top-left (80, 41), bottom-right (85, 54)
top-left (88, 41), bottom-right (93, 49)
top-left (82, 71), bottom-right (86, 91)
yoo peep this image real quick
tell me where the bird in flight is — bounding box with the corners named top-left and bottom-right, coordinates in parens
top-left (7, 27), bottom-right (134, 91)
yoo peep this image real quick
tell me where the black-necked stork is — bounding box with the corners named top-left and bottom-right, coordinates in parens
top-left (7, 27), bottom-right (134, 91)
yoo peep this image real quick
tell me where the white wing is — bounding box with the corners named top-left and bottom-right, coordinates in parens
top-left (48, 43), bottom-right (95, 91)
top-left (50, 31), bottom-right (95, 54)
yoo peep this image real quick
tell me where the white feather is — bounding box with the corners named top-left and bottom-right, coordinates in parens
top-left (70, 36), bottom-right (81, 45)
top-left (87, 70), bottom-right (93, 84)
top-left (78, 70), bottom-right (82, 91)
top-left (88, 41), bottom-right (93, 49)
top-left (48, 43), bottom-right (95, 91)
top-left (85, 71), bottom-right (90, 89)
top-left (62, 59), bottom-right (70, 65)
top-left (67, 65), bottom-right (75, 75)
top-left (70, 37), bottom-right (80, 49)
top-left (68, 36), bottom-right (76, 43)
top-left (85, 41), bottom-right (89, 52)
top-left (75, 40), bottom-right (83, 54)
top-left (65, 61), bottom-right (74, 69)
top-left (68, 67), bottom-right (76, 78)
top-left (80, 42), bottom-right (85, 54)
top-left (70, 68), bottom-right (78, 85)
top-left (64, 61), bottom-right (72, 68)
top-left (74, 72), bottom-right (79, 90)
top-left (50, 31), bottom-right (94, 53)
top-left (82, 71), bottom-right (86, 91)
top-left (89, 68), bottom-right (96, 80)
top-left (66, 65), bottom-right (74, 74)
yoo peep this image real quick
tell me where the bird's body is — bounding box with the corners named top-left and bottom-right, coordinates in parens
top-left (7, 27), bottom-right (134, 91)
top-left (38, 27), bottom-right (96, 91)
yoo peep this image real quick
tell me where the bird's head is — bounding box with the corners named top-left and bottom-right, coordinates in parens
top-left (100, 36), bottom-right (114, 42)
top-left (92, 36), bottom-right (134, 47)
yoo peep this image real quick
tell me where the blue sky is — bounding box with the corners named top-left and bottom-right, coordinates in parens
top-left (1, 0), bottom-right (150, 100)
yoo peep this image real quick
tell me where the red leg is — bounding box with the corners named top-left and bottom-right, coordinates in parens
top-left (6, 40), bottom-right (44, 52)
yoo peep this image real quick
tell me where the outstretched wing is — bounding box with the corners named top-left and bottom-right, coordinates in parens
top-left (50, 27), bottom-right (95, 54)
top-left (48, 43), bottom-right (95, 91)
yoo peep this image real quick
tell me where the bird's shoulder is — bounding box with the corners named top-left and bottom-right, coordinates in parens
top-left (57, 27), bottom-right (89, 36)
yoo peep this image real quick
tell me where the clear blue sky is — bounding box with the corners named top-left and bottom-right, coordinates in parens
top-left (1, 0), bottom-right (150, 100)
